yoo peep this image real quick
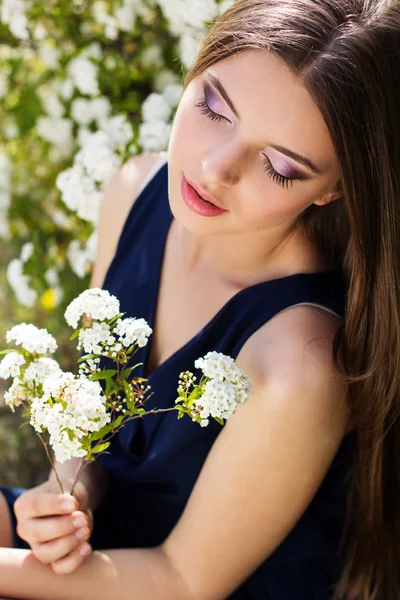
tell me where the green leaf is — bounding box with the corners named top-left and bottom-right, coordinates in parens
top-left (108, 312), bottom-right (125, 326)
top-left (91, 442), bottom-right (111, 454)
top-left (111, 415), bottom-right (124, 429)
top-left (120, 364), bottom-right (141, 379)
top-left (89, 369), bottom-right (117, 381)
top-left (133, 407), bottom-right (146, 416)
top-left (105, 378), bottom-right (115, 397)
top-left (214, 417), bottom-right (225, 426)
top-left (90, 424), bottom-right (111, 441)
top-left (70, 330), bottom-right (80, 341)
top-left (0, 349), bottom-right (21, 356)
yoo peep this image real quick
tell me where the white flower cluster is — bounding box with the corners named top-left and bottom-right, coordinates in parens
top-left (114, 317), bottom-right (153, 348)
top-left (6, 323), bottom-right (57, 355)
top-left (156, 0), bottom-right (235, 70)
top-left (92, 0), bottom-right (155, 40)
top-left (67, 55), bottom-right (100, 97)
top-left (56, 117), bottom-right (132, 224)
top-left (0, 0), bottom-right (29, 40)
top-left (30, 372), bottom-right (111, 462)
top-left (138, 84), bottom-right (182, 152)
top-left (6, 247), bottom-right (38, 308)
top-left (0, 355), bottom-right (62, 412)
top-left (65, 288), bottom-right (120, 329)
top-left (65, 288), bottom-right (152, 359)
top-left (67, 231), bottom-right (98, 279)
top-left (0, 151), bottom-right (11, 239)
top-left (193, 351), bottom-right (252, 426)
top-left (0, 352), bottom-right (26, 379)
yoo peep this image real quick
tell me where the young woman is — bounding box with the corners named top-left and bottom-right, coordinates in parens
top-left (0, 0), bottom-right (399, 598)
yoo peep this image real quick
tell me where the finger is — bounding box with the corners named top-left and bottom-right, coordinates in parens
top-left (31, 529), bottom-right (91, 565)
top-left (15, 490), bottom-right (78, 521)
top-left (86, 509), bottom-right (94, 534)
top-left (70, 482), bottom-right (90, 514)
top-left (50, 542), bottom-right (92, 575)
top-left (17, 511), bottom-right (89, 544)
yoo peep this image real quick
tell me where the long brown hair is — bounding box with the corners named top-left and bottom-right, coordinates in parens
top-left (182, 1), bottom-right (400, 598)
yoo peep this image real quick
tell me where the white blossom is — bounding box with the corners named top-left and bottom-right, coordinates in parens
top-left (23, 357), bottom-right (62, 385)
top-left (20, 242), bottom-right (34, 263)
top-left (6, 258), bottom-right (37, 307)
top-left (191, 351), bottom-right (253, 424)
top-left (4, 379), bottom-right (28, 412)
top-left (67, 56), bottom-right (100, 96)
top-left (67, 231), bottom-right (97, 277)
top-left (114, 0), bottom-right (138, 32)
top-left (30, 372), bottom-right (111, 462)
top-left (36, 117), bottom-right (74, 156)
top-left (157, 0), bottom-right (218, 35)
top-left (114, 317), bottom-right (152, 348)
top-left (6, 323), bottom-right (57, 355)
top-left (78, 321), bottom-right (116, 354)
top-left (32, 22), bottom-right (47, 41)
top-left (100, 115), bottom-right (133, 147)
top-left (92, 1), bottom-right (118, 40)
top-left (162, 84), bottom-right (183, 108)
top-left (56, 162), bottom-right (104, 224)
top-left (0, 151), bottom-right (11, 238)
top-left (65, 288), bottom-right (120, 329)
top-left (153, 70), bottom-right (180, 94)
top-left (38, 87), bottom-right (65, 119)
top-left (81, 43), bottom-right (103, 61)
top-left (218, 0), bottom-right (236, 15)
top-left (138, 121), bottom-right (172, 152)
top-left (141, 92), bottom-right (171, 123)
top-left (140, 45), bottom-right (164, 69)
top-left (38, 41), bottom-right (61, 70)
top-left (58, 78), bottom-right (74, 101)
top-left (0, 352), bottom-right (26, 379)
top-left (1, 0), bottom-right (29, 40)
top-left (179, 32), bottom-right (205, 70)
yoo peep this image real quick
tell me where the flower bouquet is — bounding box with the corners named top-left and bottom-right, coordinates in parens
top-left (0, 288), bottom-right (252, 496)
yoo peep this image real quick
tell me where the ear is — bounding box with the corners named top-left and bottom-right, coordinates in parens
top-left (313, 191), bottom-right (342, 207)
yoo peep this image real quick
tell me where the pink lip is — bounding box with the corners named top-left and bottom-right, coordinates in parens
top-left (181, 176), bottom-right (227, 217)
top-left (184, 177), bottom-right (225, 210)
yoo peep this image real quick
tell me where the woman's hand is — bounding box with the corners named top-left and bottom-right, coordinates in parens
top-left (13, 478), bottom-right (93, 574)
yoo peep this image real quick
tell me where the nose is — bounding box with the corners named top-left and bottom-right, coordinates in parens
top-left (201, 146), bottom-right (243, 188)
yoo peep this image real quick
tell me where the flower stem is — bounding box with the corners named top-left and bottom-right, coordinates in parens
top-left (71, 459), bottom-right (89, 496)
top-left (37, 432), bottom-right (65, 494)
top-left (20, 400), bottom-right (65, 493)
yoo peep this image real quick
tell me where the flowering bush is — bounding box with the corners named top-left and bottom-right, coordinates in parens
top-left (0, 0), bottom-right (235, 316)
top-left (0, 0), bottom-right (236, 485)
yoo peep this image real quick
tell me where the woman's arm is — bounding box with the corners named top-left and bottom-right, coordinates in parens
top-left (0, 546), bottom-right (192, 600)
top-left (0, 305), bottom-right (350, 600)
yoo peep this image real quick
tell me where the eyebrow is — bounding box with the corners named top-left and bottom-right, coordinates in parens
top-left (204, 71), bottom-right (322, 176)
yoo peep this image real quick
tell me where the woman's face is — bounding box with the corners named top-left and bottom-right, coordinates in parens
top-left (167, 49), bottom-right (341, 236)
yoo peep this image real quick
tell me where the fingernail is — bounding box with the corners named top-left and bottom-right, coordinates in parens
top-left (75, 528), bottom-right (88, 540)
top-left (61, 500), bottom-right (76, 511)
top-left (72, 516), bottom-right (86, 528)
top-left (80, 543), bottom-right (91, 556)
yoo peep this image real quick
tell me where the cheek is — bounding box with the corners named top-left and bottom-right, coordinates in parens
top-left (236, 183), bottom-right (313, 230)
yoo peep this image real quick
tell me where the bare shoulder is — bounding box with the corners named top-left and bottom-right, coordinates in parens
top-left (160, 305), bottom-right (352, 598)
top-left (90, 151), bottom-right (168, 288)
top-left (236, 304), bottom-right (352, 436)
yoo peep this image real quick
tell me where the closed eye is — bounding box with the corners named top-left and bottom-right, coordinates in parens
top-left (194, 95), bottom-right (300, 189)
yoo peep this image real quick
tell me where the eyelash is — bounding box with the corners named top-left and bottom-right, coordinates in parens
top-left (195, 96), bottom-right (297, 189)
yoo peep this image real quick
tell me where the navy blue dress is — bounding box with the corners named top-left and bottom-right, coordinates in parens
top-left (1, 157), bottom-right (355, 599)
